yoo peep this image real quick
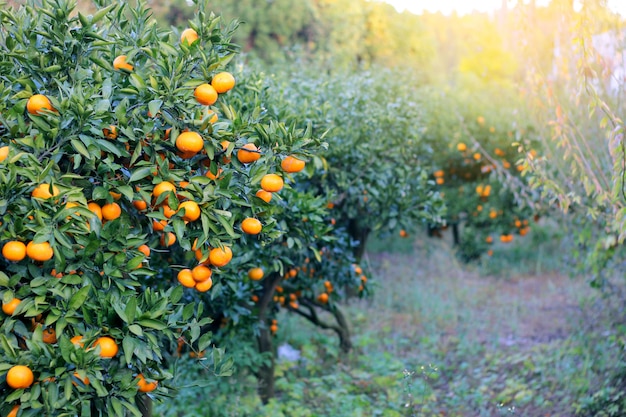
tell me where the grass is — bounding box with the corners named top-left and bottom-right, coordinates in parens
top-left (155, 228), bottom-right (626, 417)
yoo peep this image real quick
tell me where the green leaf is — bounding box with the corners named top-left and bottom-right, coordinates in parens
top-left (68, 286), bottom-right (91, 310)
top-left (129, 166), bottom-right (153, 182)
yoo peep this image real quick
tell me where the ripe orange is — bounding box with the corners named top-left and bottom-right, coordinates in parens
top-left (241, 217), bottom-right (262, 235)
top-left (473, 153), bottom-right (481, 161)
top-left (255, 190), bottom-right (272, 203)
top-left (133, 199), bottom-right (148, 211)
top-left (433, 170), bottom-right (444, 178)
top-left (137, 374), bottom-right (158, 393)
top-left (42, 327), bottom-right (57, 344)
top-left (270, 324), bottom-right (278, 334)
top-left (2, 298), bottom-right (21, 315)
top-left (194, 83), bottom-right (218, 106)
top-left (177, 269), bottom-right (195, 288)
top-left (71, 335), bottom-right (85, 347)
top-left (2, 241), bottom-right (26, 262)
top-left (195, 278), bottom-right (213, 292)
top-left (436, 178), bottom-right (444, 185)
top-left (281, 155), bottom-right (306, 173)
top-left (113, 55), bottom-right (133, 71)
top-left (7, 405), bottom-right (19, 417)
top-left (31, 183), bottom-right (60, 199)
top-left (138, 244), bottom-right (150, 257)
top-left (27, 94), bottom-right (54, 115)
top-left (0, 146), bottom-right (9, 162)
top-left (457, 143), bottom-right (467, 152)
top-left (353, 265), bottom-right (363, 275)
top-left (162, 204), bottom-right (176, 219)
top-left (103, 125), bottom-right (118, 139)
top-left (152, 219), bottom-right (167, 232)
top-left (87, 202), bottom-right (103, 220)
top-left (237, 143), bottom-right (261, 164)
top-left (205, 167), bottom-right (223, 180)
top-left (485, 236), bottom-right (493, 244)
top-left (175, 131), bottom-right (204, 154)
top-left (93, 336), bottom-right (118, 358)
top-left (26, 241), bottom-right (54, 262)
top-left (6, 365), bottom-right (34, 389)
top-left (101, 202), bottom-right (121, 221)
top-left (191, 265), bottom-right (212, 282)
top-left (209, 246), bottom-right (232, 268)
top-left (160, 232), bottom-right (176, 247)
top-left (248, 267), bottom-right (264, 281)
top-left (152, 181), bottom-right (176, 199)
top-left (399, 229), bottom-right (408, 238)
top-left (211, 72), bottom-right (235, 93)
top-left (260, 174), bottom-right (283, 192)
top-left (180, 28), bottom-right (198, 45)
top-left (72, 372), bottom-right (90, 386)
top-left (178, 201), bottom-right (201, 222)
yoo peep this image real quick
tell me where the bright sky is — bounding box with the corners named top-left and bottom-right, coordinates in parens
top-left (383, 0), bottom-right (626, 16)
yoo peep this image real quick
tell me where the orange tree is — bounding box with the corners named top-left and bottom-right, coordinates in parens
top-left (417, 81), bottom-right (542, 261)
top-left (263, 66), bottom-right (446, 256)
top-left (0, 0), bottom-right (324, 415)
top-left (145, 67), bottom-right (355, 402)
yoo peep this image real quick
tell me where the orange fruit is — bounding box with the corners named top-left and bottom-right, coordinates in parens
top-left (177, 269), bottom-right (195, 288)
top-left (152, 219), bottom-right (167, 232)
top-left (7, 405), bottom-right (19, 417)
top-left (178, 201), bottom-right (201, 222)
top-left (31, 183), bottom-right (60, 199)
top-left (175, 131), bottom-right (204, 154)
top-left (241, 217), bottom-right (262, 235)
top-left (162, 204), bottom-right (176, 219)
top-left (399, 229), bottom-right (408, 238)
top-left (42, 327), bottom-right (57, 344)
top-left (0, 146), bottom-right (9, 162)
top-left (133, 199), bottom-right (148, 211)
top-left (209, 246), bottom-right (232, 268)
top-left (457, 143), bottom-right (467, 152)
top-left (152, 181), bottom-right (176, 199)
top-left (205, 167), bottom-right (223, 181)
top-left (160, 232), bottom-right (176, 247)
top-left (191, 265), bottom-right (212, 283)
top-left (485, 236), bottom-right (493, 244)
top-left (72, 372), bottom-right (90, 386)
top-left (6, 365), bottom-right (34, 389)
top-left (206, 109), bottom-right (218, 124)
top-left (180, 28), bottom-right (198, 45)
top-left (103, 125), bottom-right (118, 139)
top-left (353, 265), bottom-right (363, 275)
top-left (87, 202), bottom-right (103, 220)
top-left (281, 155), bottom-right (306, 173)
top-left (2, 241), bottom-right (26, 262)
top-left (436, 178), bottom-right (444, 185)
top-left (27, 94), bottom-right (54, 115)
top-left (26, 241), bottom-right (53, 262)
top-left (138, 244), bottom-right (150, 257)
top-left (194, 83), bottom-right (218, 106)
top-left (195, 278), bottom-right (213, 292)
top-left (101, 202), bottom-right (121, 221)
top-left (433, 170), bottom-right (444, 178)
top-left (2, 298), bottom-right (21, 315)
top-left (270, 324), bottom-right (278, 334)
top-left (237, 143), bottom-right (261, 164)
top-left (109, 191), bottom-right (122, 200)
top-left (248, 267), bottom-right (264, 281)
top-left (113, 55), bottom-right (133, 71)
top-left (255, 190), bottom-right (272, 203)
top-left (211, 72), bottom-right (235, 93)
top-left (71, 335), bottom-right (85, 347)
top-left (260, 174), bottom-right (283, 192)
top-left (137, 374), bottom-right (158, 393)
top-left (93, 336), bottom-right (118, 358)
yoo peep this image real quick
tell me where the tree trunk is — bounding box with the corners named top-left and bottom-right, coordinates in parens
top-left (256, 326), bottom-right (275, 404)
top-left (331, 305), bottom-right (352, 354)
top-left (348, 218), bottom-right (370, 262)
top-left (254, 272), bottom-right (282, 403)
top-left (452, 223), bottom-right (460, 246)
